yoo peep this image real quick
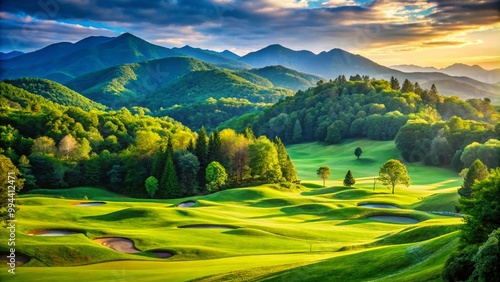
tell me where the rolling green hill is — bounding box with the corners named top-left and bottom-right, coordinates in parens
top-left (3, 78), bottom-right (106, 111)
top-left (66, 57), bottom-right (217, 107)
top-left (147, 69), bottom-right (294, 109)
top-left (249, 65), bottom-right (324, 91)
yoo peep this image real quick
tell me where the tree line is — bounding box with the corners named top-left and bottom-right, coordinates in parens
top-left (0, 82), bottom-right (298, 198)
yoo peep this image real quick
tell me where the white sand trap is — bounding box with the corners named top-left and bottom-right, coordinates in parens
top-left (152, 251), bottom-right (174, 258)
top-left (178, 224), bottom-right (236, 229)
top-left (369, 216), bottom-right (419, 224)
top-left (93, 237), bottom-right (140, 253)
top-left (177, 201), bottom-right (196, 207)
top-left (72, 201), bottom-right (106, 206)
top-left (27, 230), bottom-right (81, 236)
top-left (359, 204), bottom-right (401, 209)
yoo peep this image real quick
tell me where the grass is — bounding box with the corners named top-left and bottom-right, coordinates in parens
top-left (0, 140), bottom-right (463, 281)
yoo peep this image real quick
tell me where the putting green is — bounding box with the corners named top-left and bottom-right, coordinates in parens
top-left (0, 140), bottom-right (463, 281)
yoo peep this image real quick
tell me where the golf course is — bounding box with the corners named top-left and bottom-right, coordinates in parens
top-left (0, 139), bottom-right (464, 281)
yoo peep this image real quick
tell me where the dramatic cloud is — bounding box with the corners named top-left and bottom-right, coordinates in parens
top-left (0, 0), bottom-right (498, 67)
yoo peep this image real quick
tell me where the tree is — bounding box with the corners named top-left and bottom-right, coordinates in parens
top-left (160, 154), bottom-right (180, 198)
top-left (175, 150), bottom-right (200, 195)
top-left (444, 169), bottom-right (500, 281)
top-left (274, 137), bottom-right (298, 182)
top-left (317, 166), bottom-right (330, 187)
top-left (414, 82), bottom-right (423, 95)
top-left (292, 120), bottom-right (303, 143)
top-left (151, 145), bottom-right (168, 180)
top-left (458, 159), bottom-right (488, 199)
top-left (343, 170), bottom-right (355, 187)
top-left (249, 136), bottom-right (282, 183)
top-left (390, 76), bottom-right (400, 90)
top-left (145, 176), bottom-right (159, 198)
top-left (471, 228), bottom-right (500, 282)
top-left (206, 161), bottom-right (228, 192)
top-left (430, 84), bottom-right (438, 96)
top-left (195, 126), bottom-right (208, 188)
top-left (58, 134), bottom-right (78, 159)
top-left (208, 129), bottom-right (222, 163)
top-left (0, 154), bottom-right (24, 224)
top-left (401, 79), bottom-right (414, 93)
top-left (106, 165), bottom-right (123, 191)
top-left (18, 155), bottom-right (36, 189)
top-left (378, 159), bottom-right (410, 194)
top-left (32, 136), bottom-right (57, 155)
top-left (354, 147), bottom-right (362, 159)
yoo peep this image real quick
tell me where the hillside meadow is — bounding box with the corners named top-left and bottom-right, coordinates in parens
top-left (0, 139), bottom-right (464, 281)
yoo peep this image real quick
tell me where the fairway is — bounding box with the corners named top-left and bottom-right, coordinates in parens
top-left (1, 140), bottom-right (463, 281)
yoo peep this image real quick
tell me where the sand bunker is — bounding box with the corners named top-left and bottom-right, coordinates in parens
top-left (1, 252), bottom-right (31, 266)
top-left (93, 237), bottom-right (140, 254)
top-left (27, 230), bottom-right (81, 236)
top-left (359, 204), bottom-right (401, 209)
top-left (178, 224), bottom-right (236, 229)
top-left (72, 201), bottom-right (106, 206)
top-left (151, 251), bottom-right (174, 258)
top-left (369, 216), bottom-right (419, 224)
top-left (177, 201), bottom-right (196, 207)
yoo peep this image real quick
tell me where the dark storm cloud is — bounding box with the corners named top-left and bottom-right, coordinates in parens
top-left (0, 0), bottom-right (498, 53)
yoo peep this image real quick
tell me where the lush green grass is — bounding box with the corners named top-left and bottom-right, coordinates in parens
top-left (0, 140), bottom-right (463, 281)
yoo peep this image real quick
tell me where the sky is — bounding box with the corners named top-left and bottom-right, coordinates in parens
top-left (1, 0), bottom-right (499, 69)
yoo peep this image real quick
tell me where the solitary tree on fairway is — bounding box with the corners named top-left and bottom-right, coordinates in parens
top-left (145, 176), bottom-right (158, 198)
top-left (378, 159), bottom-right (410, 194)
top-left (354, 147), bottom-right (362, 159)
top-left (317, 166), bottom-right (331, 187)
top-left (343, 170), bottom-right (356, 187)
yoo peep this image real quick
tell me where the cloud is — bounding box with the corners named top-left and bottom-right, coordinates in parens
top-left (0, 0), bottom-right (498, 56)
top-left (0, 12), bottom-right (116, 51)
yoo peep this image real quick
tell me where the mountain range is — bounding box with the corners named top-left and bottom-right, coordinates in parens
top-left (391, 64), bottom-right (500, 84)
top-left (1, 32), bottom-right (498, 104)
top-left (0, 51), bottom-right (24, 60)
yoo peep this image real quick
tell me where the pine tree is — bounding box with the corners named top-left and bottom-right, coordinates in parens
top-left (430, 84), bottom-right (439, 96)
top-left (414, 82), bottom-right (423, 95)
top-left (274, 137), bottom-right (298, 182)
top-left (390, 76), bottom-right (400, 90)
top-left (244, 127), bottom-right (256, 141)
top-left (401, 79), bottom-right (414, 93)
top-left (186, 139), bottom-right (195, 153)
top-left (292, 120), bottom-right (303, 143)
top-left (18, 155), bottom-right (36, 189)
top-left (208, 129), bottom-right (222, 163)
top-left (151, 144), bottom-right (167, 180)
top-left (458, 159), bottom-right (489, 198)
top-left (160, 155), bottom-right (180, 198)
top-left (195, 126), bottom-right (208, 188)
top-left (343, 170), bottom-right (356, 187)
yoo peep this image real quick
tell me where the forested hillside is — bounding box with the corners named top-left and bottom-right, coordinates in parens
top-left (66, 57), bottom-right (217, 107)
top-left (224, 75), bottom-right (499, 173)
top-left (4, 78), bottom-right (106, 111)
top-left (0, 82), bottom-right (297, 198)
top-left (146, 69), bottom-right (293, 109)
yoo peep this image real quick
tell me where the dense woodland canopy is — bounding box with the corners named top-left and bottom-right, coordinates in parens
top-left (0, 81), bottom-right (297, 198)
top-left (224, 75), bottom-right (499, 172)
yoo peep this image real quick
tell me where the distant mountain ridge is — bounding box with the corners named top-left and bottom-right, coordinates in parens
top-left (0, 51), bottom-right (24, 60)
top-left (391, 63), bottom-right (500, 84)
top-left (1, 33), bottom-right (498, 103)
